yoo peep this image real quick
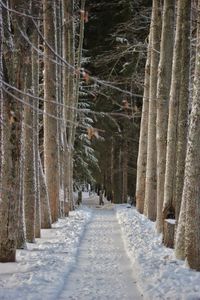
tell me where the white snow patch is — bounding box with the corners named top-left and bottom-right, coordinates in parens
top-left (0, 208), bottom-right (91, 300)
top-left (166, 219), bottom-right (176, 225)
top-left (116, 205), bottom-right (200, 300)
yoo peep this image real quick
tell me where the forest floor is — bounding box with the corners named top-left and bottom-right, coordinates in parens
top-left (1, 194), bottom-right (200, 299)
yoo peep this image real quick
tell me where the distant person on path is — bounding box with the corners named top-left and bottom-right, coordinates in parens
top-left (99, 190), bottom-right (104, 205)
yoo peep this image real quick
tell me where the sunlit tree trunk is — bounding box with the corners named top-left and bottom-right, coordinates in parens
top-left (136, 32), bottom-right (151, 214)
top-left (162, 0), bottom-right (183, 220)
top-left (156, 0), bottom-right (174, 233)
top-left (174, 1), bottom-right (191, 223)
top-left (43, 0), bottom-right (59, 222)
top-left (144, 0), bottom-right (161, 221)
top-left (175, 0), bottom-right (199, 266)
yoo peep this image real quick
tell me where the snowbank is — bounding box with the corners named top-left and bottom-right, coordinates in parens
top-left (116, 205), bottom-right (200, 300)
top-left (0, 208), bottom-right (91, 300)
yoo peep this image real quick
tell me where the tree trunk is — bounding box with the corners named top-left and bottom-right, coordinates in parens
top-left (175, 0), bottom-right (200, 270)
top-left (136, 32), bottom-right (151, 214)
top-left (69, 0), bottom-right (86, 209)
top-left (56, 0), bottom-right (63, 217)
top-left (17, 136), bottom-right (26, 249)
top-left (39, 155), bottom-right (52, 229)
top-left (62, 0), bottom-right (74, 213)
top-left (174, 1), bottom-right (191, 223)
top-left (144, 0), bottom-right (161, 221)
top-left (113, 138), bottom-right (122, 204)
top-left (163, 219), bottom-right (176, 248)
top-left (23, 61), bottom-right (36, 243)
top-left (0, 0), bottom-right (26, 261)
top-left (43, 0), bottom-right (59, 223)
top-left (162, 0), bottom-right (183, 220)
top-left (0, 2), bottom-right (17, 262)
top-left (32, 20), bottom-right (41, 238)
top-left (156, 0), bottom-right (174, 233)
top-left (110, 137), bottom-right (114, 202)
top-left (122, 138), bottom-right (128, 203)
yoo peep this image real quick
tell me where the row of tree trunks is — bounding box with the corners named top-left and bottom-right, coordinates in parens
top-left (0, 0), bottom-right (87, 262)
top-left (135, 0), bottom-right (200, 271)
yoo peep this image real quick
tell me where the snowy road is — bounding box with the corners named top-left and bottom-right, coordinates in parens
top-left (58, 202), bottom-right (142, 300)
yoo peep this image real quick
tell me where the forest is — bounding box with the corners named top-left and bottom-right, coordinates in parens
top-left (0, 0), bottom-right (200, 299)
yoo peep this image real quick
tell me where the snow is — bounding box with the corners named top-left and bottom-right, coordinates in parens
top-left (0, 209), bottom-right (91, 300)
top-left (1, 197), bottom-right (200, 300)
top-left (116, 205), bottom-right (200, 300)
top-left (166, 218), bottom-right (176, 225)
top-left (58, 207), bottom-right (142, 300)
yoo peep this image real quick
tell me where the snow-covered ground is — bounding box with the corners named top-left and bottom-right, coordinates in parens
top-left (116, 205), bottom-right (200, 300)
top-left (1, 196), bottom-right (200, 300)
top-left (58, 206), bottom-right (142, 300)
top-left (0, 208), bottom-right (91, 300)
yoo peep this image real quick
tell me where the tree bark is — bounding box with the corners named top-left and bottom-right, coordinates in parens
top-left (0, 0), bottom-right (26, 261)
top-left (174, 1), bottom-right (191, 223)
top-left (0, 2), bottom-right (17, 262)
top-left (56, 0), bottom-right (63, 217)
top-left (62, 0), bottom-right (74, 212)
top-left (43, 0), bottom-right (59, 223)
top-left (175, 0), bottom-right (200, 270)
top-left (111, 137), bottom-right (114, 202)
top-left (162, 0), bottom-right (183, 220)
top-left (39, 155), bottom-right (52, 229)
top-left (122, 138), bottom-right (128, 203)
top-left (156, 0), bottom-right (174, 233)
top-left (136, 33), bottom-right (151, 214)
top-left (32, 16), bottom-right (41, 238)
top-left (144, 0), bottom-right (161, 221)
top-left (23, 60), bottom-right (36, 243)
top-left (163, 219), bottom-right (175, 248)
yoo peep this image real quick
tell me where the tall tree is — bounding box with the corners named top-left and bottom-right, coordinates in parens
top-left (175, 0), bottom-right (199, 266)
top-left (162, 0), bottom-right (183, 220)
top-left (32, 1), bottom-right (41, 238)
top-left (62, 0), bottom-right (74, 212)
top-left (43, 0), bottom-right (59, 222)
top-left (136, 33), bottom-right (151, 214)
top-left (174, 1), bottom-right (191, 223)
top-left (0, 0), bottom-right (18, 261)
top-left (144, 0), bottom-right (161, 220)
top-left (23, 1), bottom-right (37, 242)
top-left (156, 0), bottom-right (174, 233)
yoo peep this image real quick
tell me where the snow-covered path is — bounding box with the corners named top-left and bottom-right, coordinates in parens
top-left (58, 205), bottom-right (142, 300)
